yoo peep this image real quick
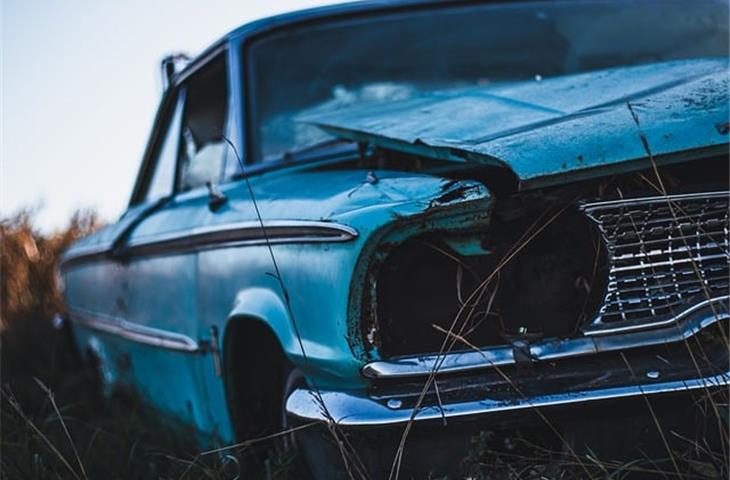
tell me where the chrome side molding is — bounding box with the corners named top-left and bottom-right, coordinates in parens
top-left (125, 220), bottom-right (359, 253)
top-left (361, 297), bottom-right (728, 379)
top-left (61, 220), bottom-right (358, 268)
top-left (287, 372), bottom-right (730, 427)
top-left (68, 308), bottom-right (200, 353)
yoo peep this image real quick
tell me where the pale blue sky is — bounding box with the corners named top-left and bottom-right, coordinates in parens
top-left (1, 0), bottom-right (331, 231)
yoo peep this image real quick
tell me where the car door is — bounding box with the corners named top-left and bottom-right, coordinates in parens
top-left (115, 52), bottom-right (233, 435)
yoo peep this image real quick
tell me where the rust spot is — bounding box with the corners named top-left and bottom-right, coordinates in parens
top-left (429, 183), bottom-right (481, 209)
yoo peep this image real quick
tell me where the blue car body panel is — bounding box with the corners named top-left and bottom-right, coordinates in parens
top-left (62, 166), bottom-right (492, 442)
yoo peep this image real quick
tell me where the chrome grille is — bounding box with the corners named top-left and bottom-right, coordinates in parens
top-left (581, 191), bottom-right (729, 334)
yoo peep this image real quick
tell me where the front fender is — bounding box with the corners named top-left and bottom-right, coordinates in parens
top-left (227, 287), bottom-right (293, 352)
top-left (225, 286), bottom-right (365, 388)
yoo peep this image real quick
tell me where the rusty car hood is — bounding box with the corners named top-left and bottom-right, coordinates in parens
top-left (305, 58), bottom-right (729, 190)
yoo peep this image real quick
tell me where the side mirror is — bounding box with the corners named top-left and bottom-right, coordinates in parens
top-left (206, 181), bottom-right (228, 212)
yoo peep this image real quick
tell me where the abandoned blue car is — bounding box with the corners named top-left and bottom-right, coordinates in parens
top-left (61, 0), bottom-right (729, 477)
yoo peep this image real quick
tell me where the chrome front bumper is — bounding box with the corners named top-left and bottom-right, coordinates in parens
top-left (288, 304), bottom-right (729, 428)
top-left (286, 371), bottom-right (729, 427)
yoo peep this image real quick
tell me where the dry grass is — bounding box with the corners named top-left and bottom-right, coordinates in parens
top-left (0, 209), bottom-right (301, 479)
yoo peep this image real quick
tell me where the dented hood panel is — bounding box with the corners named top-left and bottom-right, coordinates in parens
top-left (306, 58), bottom-right (729, 189)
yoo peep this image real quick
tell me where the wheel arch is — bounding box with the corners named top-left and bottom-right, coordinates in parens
top-left (223, 286), bottom-right (296, 359)
top-left (221, 287), bottom-right (296, 440)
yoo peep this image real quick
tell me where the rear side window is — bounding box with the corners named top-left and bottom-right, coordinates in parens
top-left (143, 90), bottom-right (185, 203)
top-left (178, 55), bottom-right (229, 192)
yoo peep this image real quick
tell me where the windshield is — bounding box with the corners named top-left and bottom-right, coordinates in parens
top-left (246, 0), bottom-right (728, 163)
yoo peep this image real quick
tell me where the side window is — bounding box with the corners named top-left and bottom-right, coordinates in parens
top-left (178, 54), bottom-right (229, 192)
top-left (143, 91), bottom-right (185, 203)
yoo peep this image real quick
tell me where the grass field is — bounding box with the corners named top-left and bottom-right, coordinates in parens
top-left (0, 210), bottom-right (286, 479)
top-left (1, 209), bottom-right (727, 479)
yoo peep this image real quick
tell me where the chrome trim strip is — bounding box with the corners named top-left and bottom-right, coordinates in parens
top-left (62, 220), bottom-right (358, 268)
top-left (125, 220), bottom-right (358, 250)
top-left (68, 308), bottom-right (200, 353)
top-left (611, 241), bottom-right (729, 262)
top-left (287, 372), bottom-right (730, 427)
top-left (580, 190), bottom-right (729, 209)
top-left (584, 295), bottom-right (729, 335)
top-left (609, 253), bottom-right (729, 274)
top-left (60, 245), bottom-right (112, 269)
top-left (362, 301), bottom-right (728, 379)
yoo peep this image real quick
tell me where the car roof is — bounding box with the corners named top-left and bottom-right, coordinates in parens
top-left (226, 0), bottom-right (454, 40)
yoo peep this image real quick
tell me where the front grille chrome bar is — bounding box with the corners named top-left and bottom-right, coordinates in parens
top-left (361, 298), bottom-right (727, 379)
top-left (581, 191), bottom-right (729, 333)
